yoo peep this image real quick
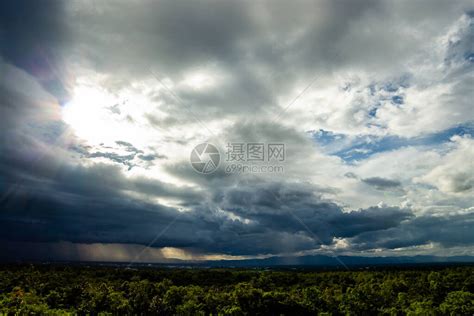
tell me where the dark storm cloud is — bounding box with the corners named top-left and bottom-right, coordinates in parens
top-left (344, 172), bottom-right (359, 179)
top-left (0, 101), bottom-right (467, 256)
top-left (0, 148), bottom-right (207, 249)
top-left (88, 151), bottom-right (137, 169)
top-left (0, 85), bottom-right (414, 256)
top-left (0, 0), bottom-right (73, 103)
top-left (1, 0), bottom-right (473, 261)
top-left (0, 241), bottom-right (169, 263)
top-left (349, 212), bottom-right (474, 250)
top-left (155, 120), bottom-right (470, 255)
top-left (138, 154), bottom-right (167, 161)
top-left (362, 177), bottom-right (402, 190)
top-left (1, 163), bottom-right (470, 257)
top-left (214, 180), bottom-right (413, 249)
top-left (69, 142), bottom-right (167, 169)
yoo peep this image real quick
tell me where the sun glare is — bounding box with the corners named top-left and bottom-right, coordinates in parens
top-left (62, 86), bottom-right (120, 144)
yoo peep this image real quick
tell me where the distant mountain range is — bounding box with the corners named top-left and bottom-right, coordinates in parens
top-left (5, 255), bottom-right (474, 268)
top-left (199, 255), bottom-right (474, 268)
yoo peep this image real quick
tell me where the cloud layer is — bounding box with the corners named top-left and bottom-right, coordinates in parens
top-left (0, 0), bottom-right (473, 262)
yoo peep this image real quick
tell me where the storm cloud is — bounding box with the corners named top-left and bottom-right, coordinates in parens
top-left (0, 0), bottom-right (473, 261)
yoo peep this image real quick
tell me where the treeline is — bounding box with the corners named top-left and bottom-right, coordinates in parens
top-left (0, 265), bottom-right (473, 315)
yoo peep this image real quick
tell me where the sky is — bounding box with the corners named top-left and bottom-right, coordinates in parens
top-left (0, 0), bottom-right (473, 263)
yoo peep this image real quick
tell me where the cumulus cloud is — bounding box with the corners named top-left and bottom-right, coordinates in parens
top-left (416, 136), bottom-right (474, 194)
top-left (349, 211), bottom-right (474, 251)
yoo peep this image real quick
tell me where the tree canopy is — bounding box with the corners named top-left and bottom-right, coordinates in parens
top-left (0, 265), bottom-right (472, 315)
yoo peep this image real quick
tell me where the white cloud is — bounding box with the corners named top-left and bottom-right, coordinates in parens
top-left (416, 136), bottom-right (474, 195)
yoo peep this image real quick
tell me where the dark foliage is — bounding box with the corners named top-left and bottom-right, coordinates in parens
top-left (0, 265), bottom-right (472, 315)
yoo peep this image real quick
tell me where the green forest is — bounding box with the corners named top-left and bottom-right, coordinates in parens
top-left (0, 265), bottom-right (473, 315)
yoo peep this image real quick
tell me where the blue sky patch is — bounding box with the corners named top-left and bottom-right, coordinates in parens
top-left (311, 124), bottom-right (474, 163)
